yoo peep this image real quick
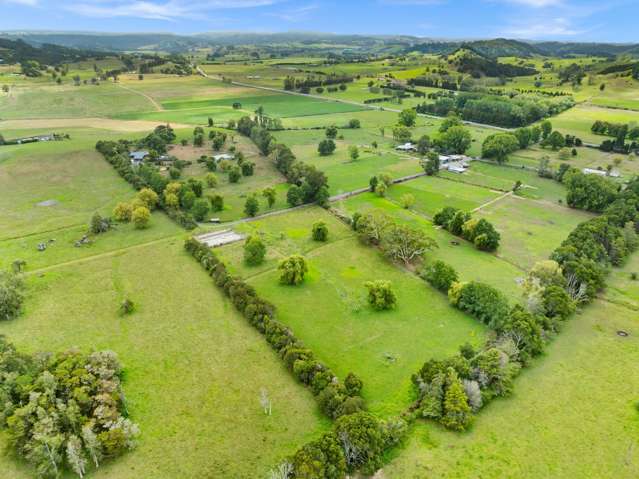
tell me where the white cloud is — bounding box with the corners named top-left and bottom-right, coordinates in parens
top-left (65, 0), bottom-right (281, 20)
top-left (503, 17), bottom-right (583, 37)
top-left (266, 3), bottom-right (318, 22)
top-left (504, 0), bottom-right (562, 6)
top-left (2, 0), bottom-right (39, 5)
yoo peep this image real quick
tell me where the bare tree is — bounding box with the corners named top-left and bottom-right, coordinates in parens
top-left (260, 388), bottom-right (272, 416)
top-left (339, 431), bottom-right (361, 469)
top-left (268, 461), bottom-right (293, 479)
top-left (566, 273), bottom-right (587, 303)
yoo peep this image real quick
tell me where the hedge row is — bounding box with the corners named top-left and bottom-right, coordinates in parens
top-left (184, 238), bottom-right (365, 420)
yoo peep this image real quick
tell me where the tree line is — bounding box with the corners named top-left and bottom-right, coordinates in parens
top-left (184, 239), bottom-right (366, 421)
top-left (235, 116), bottom-right (330, 207)
top-left (416, 92), bottom-right (575, 128)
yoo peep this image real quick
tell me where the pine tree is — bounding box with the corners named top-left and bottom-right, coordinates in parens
top-left (441, 368), bottom-right (472, 431)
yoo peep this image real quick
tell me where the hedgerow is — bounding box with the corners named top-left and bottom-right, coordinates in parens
top-left (184, 238), bottom-right (365, 421)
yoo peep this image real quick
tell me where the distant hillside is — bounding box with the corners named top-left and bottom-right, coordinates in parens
top-left (2, 31), bottom-right (639, 59)
top-left (463, 39), bottom-right (543, 58)
top-left (0, 37), bottom-right (107, 65)
top-left (532, 41), bottom-right (637, 58)
top-left (1, 33), bottom-right (204, 53)
top-left (445, 46), bottom-right (537, 77)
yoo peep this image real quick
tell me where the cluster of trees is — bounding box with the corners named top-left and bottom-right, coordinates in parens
top-left (591, 121), bottom-right (639, 140)
top-left (551, 176), bottom-right (639, 298)
top-left (591, 120), bottom-right (639, 154)
top-left (353, 211), bottom-right (438, 266)
top-left (0, 271), bottom-right (24, 321)
top-left (416, 92), bottom-right (574, 128)
top-left (433, 207), bottom-right (501, 251)
top-left (271, 144), bottom-right (329, 207)
top-left (96, 133), bottom-right (199, 230)
top-left (481, 133), bottom-right (520, 164)
top-left (282, 412), bottom-right (407, 477)
top-left (368, 173), bottom-right (393, 197)
top-left (283, 74), bottom-right (354, 93)
top-left (413, 258), bottom-right (572, 430)
top-left (564, 169), bottom-right (620, 213)
top-left (111, 187), bottom-right (161, 229)
top-left (0, 337), bottom-right (139, 477)
top-left (184, 239), bottom-right (365, 420)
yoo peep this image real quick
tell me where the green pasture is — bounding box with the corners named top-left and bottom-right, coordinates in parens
top-left (384, 175), bottom-right (502, 218)
top-left (0, 240), bottom-right (329, 478)
top-left (550, 104), bottom-right (639, 143)
top-left (384, 273), bottom-right (639, 478)
top-left (0, 127), bottom-right (148, 239)
top-left (334, 194), bottom-right (524, 299)
top-left (217, 208), bottom-right (488, 416)
top-left (0, 82), bottom-right (155, 119)
top-left (476, 196), bottom-right (594, 270)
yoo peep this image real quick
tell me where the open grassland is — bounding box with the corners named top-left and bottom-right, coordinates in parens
top-left (117, 74), bottom-right (259, 102)
top-left (216, 208), bottom-right (488, 416)
top-left (115, 91), bottom-right (367, 126)
top-left (385, 175), bottom-right (503, 218)
top-left (0, 127), bottom-right (147, 239)
top-left (476, 196), bottom-right (594, 270)
top-left (441, 161), bottom-right (568, 202)
top-left (0, 240), bottom-right (329, 478)
top-left (0, 82), bottom-right (155, 119)
top-left (550, 104), bottom-right (639, 143)
top-left (383, 267), bottom-right (639, 478)
top-left (510, 146), bottom-right (639, 180)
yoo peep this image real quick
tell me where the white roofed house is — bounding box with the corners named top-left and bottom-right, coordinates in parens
top-left (395, 143), bottom-right (416, 152)
top-left (213, 153), bottom-right (235, 163)
top-left (129, 150), bottom-right (149, 166)
top-left (583, 167), bottom-right (620, 178)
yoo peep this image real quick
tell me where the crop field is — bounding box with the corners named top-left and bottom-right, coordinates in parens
top-left (216, 208), bottom-right (488, 416)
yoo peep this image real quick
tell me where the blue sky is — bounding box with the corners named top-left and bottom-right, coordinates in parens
top-left (1, 0), bottom-right (637, 42)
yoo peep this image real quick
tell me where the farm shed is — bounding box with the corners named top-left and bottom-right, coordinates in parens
top-left (196, 229), bottom-right (245, 248)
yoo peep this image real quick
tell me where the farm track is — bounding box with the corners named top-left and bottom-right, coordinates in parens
top-left (24, 233), bottom-right (183, 275)
top-left (116, 82), bottom-right (164, 111)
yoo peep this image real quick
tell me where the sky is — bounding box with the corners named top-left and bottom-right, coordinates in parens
top-left (1, 0), bottom-right (637, 43)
